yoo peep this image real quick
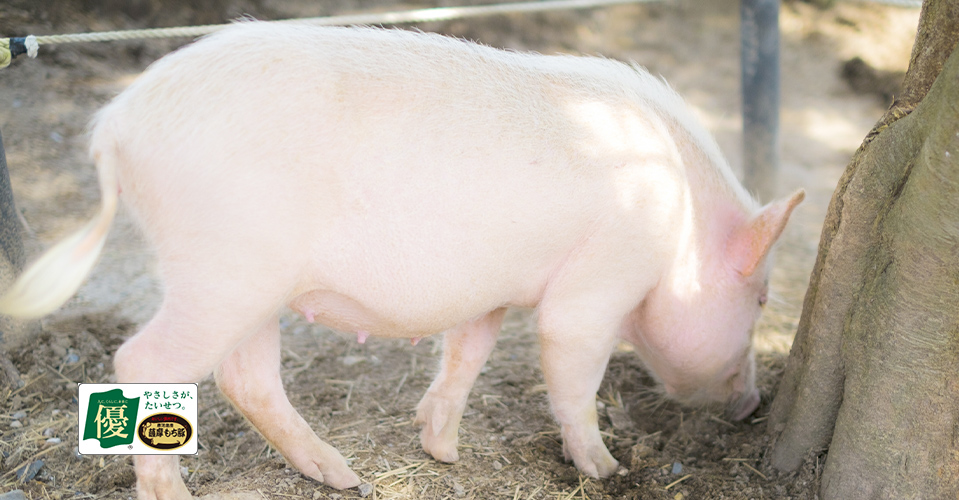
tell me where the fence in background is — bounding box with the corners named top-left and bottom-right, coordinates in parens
top-left (0, 0), bottom-right (925, 275)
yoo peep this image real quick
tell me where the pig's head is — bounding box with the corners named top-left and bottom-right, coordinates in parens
top-left (625, 189), bottom-right (804, 421)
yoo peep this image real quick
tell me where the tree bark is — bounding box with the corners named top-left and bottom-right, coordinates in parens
top-left (767, 1), bottom-right (959, 498)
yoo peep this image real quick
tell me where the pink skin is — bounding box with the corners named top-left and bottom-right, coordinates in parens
top-left (300, 308), bottom-right (419, 346)
top-left (216, 317), bottom-right (360, 489)
top-left (297, 303), bottom-right (422, 346)
top-left (112, 279), bottom-right (361, 499)
top-left (623, 191), bottom-right (805, 421)
top-left (109, 60), bottom-right (797, 493)
top-left (416, 309), bottom-right (505, 462)
top-left (0, 24), bottom-right (808, 496)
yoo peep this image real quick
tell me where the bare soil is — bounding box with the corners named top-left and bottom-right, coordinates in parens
top-left (0, 1), bottom-right (919, 498)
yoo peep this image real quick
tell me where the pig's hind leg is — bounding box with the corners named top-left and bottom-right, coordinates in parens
top-left (215, 315), bottom-right (361, 489)
top-left (113, 261), bottom-right (356, 498)
top-left (415, 308), bottom-right (506, 463)
top-left (113, 294), bottom-right (281, 500)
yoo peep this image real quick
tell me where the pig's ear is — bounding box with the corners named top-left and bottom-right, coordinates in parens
top-left (726, 189), bottom-right (805, 277)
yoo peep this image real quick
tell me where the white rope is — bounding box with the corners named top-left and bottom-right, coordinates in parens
top-left (3, 0), bottom-right (919, 66)
top-left (24, 35), bottom-right (38, 58)
top-left (30, 0), bottom-right (665, 46)
top-left (846, 0), bottom-right (922, 7)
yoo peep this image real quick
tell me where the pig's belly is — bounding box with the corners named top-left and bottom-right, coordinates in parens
top-left (287, 226), bottom-right (564, 338)
top-left (281, 172), bottom-right (592, 339)
top-left (288, 286), bottom-right (522, 339)
top-left (288, 289), bottom-right (444, 338)
top-left (287, 259), bottom-right (548, 339)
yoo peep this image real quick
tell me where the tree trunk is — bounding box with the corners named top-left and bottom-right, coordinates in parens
top-left (766, 1), bottom-right (959, 498)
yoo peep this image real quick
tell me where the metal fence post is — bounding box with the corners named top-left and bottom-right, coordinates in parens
top-left (0, 128), bottom-right (37, 352)
top-left (741, 0), bottom-right (781, 202)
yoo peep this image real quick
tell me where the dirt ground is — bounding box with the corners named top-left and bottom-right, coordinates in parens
top-left (0, 0), bottom-right (920, 498)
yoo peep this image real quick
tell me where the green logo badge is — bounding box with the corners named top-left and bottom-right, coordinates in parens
top-left (82, 389), bottom-right (140, 449)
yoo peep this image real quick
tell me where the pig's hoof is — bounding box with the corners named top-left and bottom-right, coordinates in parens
top-left (575, 451), bottom-right (620, 479)
top-left (562, 439), bottom-right (619, 478)
top-left (416, 414), bottom-right (460, 463)
top-left (134, 458), bottom-right (193, 500)
top-left (136, 478), bottom-right (192, 500)
top-left (137, 482), bottom-right (193, 500)
top-left (422, 433), bottom-right (460, 463)
top-left (289, 443), bottom-right (361, 489)
top-left (322, 464), bottom-right (362, 490)
top-left (415, 394), bottom-right (463, 463)
top-left (301, 458), bottom-right (360, 490)
top-left (198, 492), bottom-right (263, 500)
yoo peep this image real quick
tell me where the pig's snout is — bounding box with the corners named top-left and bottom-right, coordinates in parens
top-left (726, 388), bottom-right (760, 421)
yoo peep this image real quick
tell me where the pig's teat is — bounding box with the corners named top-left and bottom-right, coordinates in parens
top-left (357, 330), bottom-right (370, 343)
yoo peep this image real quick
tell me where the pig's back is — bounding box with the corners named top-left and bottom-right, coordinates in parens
top-left (91, 23), bottom-right (693, 333)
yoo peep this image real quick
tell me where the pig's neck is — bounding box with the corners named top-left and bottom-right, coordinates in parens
top-left (619, 114), bottom-right (756, 346)
top-left (669, 111), bottom-right (755, 286)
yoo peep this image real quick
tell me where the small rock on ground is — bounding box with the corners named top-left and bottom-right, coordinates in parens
top-left (358, 483), bottom-right (373, 497)
top-left (630, 442), bottom-right (655, 468)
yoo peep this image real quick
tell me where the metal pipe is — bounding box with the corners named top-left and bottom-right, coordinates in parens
top-left (0, 130), bottom-right (24, 274)
top-left (741, 0), bottom-right (781, 202)
top-left (0, 128), bottom-right (36, 350)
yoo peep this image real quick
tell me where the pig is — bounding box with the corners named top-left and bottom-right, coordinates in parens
top-left (0, 22), bottom-right (803, 499)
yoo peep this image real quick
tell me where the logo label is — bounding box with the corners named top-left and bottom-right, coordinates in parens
top-left (81, 388), bottom-right (139, 449)
top-left (78, 383), bottom-right (198, 455)
top-left (137, 413), bottom-right (193, 451)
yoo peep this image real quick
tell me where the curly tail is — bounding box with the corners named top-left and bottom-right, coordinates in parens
top-left (0, 146), bottom-right (119, 319)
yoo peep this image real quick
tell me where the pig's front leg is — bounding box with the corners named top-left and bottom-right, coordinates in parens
top-left (415, 308), bottom-right (506, 462)
top-left (537, 307), bottom-right (622, 478)
top-left (215, 316), bottom-right (361, 490)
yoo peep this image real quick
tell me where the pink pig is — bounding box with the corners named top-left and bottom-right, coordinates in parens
top-left (0, 23), bottom-right (802, 499)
